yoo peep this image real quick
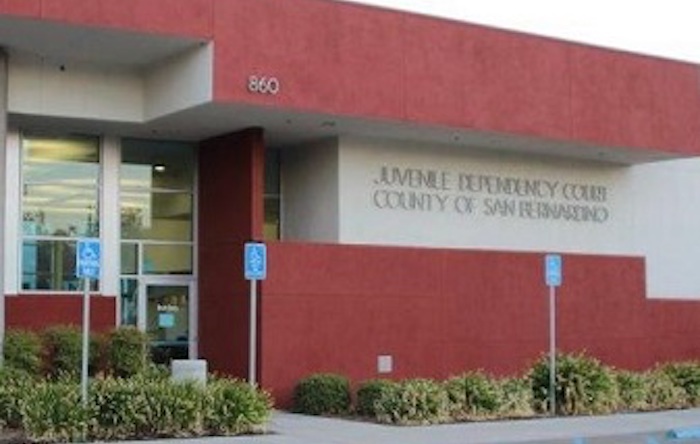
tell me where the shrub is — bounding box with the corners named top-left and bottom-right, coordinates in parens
top-left (445, 371), bottom-right (501, 420)
top-left (90, 375), bottom-right (205, 439)
top-left (529, 351), bottom-right (618, 415)
top-left (496, 377), bottom-right (534, 418)
top-left (356, 379), bottom-right (396, 417)
top-left (42, 325), bottom-right (83, 379)
top-left (3, 329), bottom-right (42, 376)
top-left (21, 378), bottom-right (89, 442)
top-left (0, 368), bottom-right (35, 429)
top-left (374, 378), bottom-right (449, 425)
top-left (205, 377), bottom-right (272, 435)
top-left (293, 373), bottom-right (351, 415)
top-left (16, 374), bottom-right (272, 442)
top-left (615, 370), bottom-right (649, 411)
top-left (660, 361), bottom-right (700, 406)
top-left (645, 368), bottom-right (688, 410)
top-left (106, 327), bottom-right (149, 377)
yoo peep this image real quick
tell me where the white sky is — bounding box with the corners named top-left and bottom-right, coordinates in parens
top-left (340, 0), bottom-right (700, 64)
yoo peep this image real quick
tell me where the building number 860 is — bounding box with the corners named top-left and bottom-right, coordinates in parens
top-left (247, 75), bottom-right (280, 95)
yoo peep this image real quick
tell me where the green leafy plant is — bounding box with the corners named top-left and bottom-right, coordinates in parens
top-left (204, 377), bottom-right (272, 435)
top-left (529, 351), bottom-right (618, 415)
top-left (496, 377), bottom-right (534, 418)
top-left (293, 373), bottom-right (351, 415)
top-left (660, 361), bottom-right (700, 406)
top-left (41, 325), bottom-right (83, 379)
top-left (356, 379), bottom-right (396, 417)
top-left (645, 367), bottom-right (688, 410)
top-left (21, 378), bottom-right (89, 442)
top-left (106, 327), bottom-right (149, 377)
top-left (0, 368), bottom-right (35, 429)
top-left (445, 371), bottom-right (502, 420)
top-left (615, 370), bottom-right (649, 411)
top-left (374, 378), bottom-right (449, 425)
top-left (3, 329), bottom-right (42, 376)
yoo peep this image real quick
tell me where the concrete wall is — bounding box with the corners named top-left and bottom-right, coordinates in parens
top-left (278, 136), bottom-right (700, 299)
top-left (282, 139), bottom-right (340, 242)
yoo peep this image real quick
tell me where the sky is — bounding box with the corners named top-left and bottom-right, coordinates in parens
top-left (340, 0), bottom-right (700, 64)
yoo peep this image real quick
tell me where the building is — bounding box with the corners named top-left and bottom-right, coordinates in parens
top-left (1, 0), bottom-right (700, 405)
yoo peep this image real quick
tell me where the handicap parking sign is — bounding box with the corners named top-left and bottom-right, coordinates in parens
top-left (76, 239), bottom-right (101, 279)
top-left (244, 242), bottom-right (267, 280)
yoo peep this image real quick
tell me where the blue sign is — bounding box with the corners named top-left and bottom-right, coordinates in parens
top-left (244, 242), bottom-right (267, 280)
top-left (545, 254), bottom-right (562, 287)
top-left (76, 239), bottom-right (101, 279)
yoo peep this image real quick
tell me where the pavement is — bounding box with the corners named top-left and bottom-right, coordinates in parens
top-left (116, 408), bottom-right (700, 444)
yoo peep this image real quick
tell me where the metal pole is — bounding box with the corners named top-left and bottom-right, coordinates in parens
top-left (549, 285), bottom-right (556, 416)
top-left (249, 279), bottom-right (257, 386)
top-left (81, 277), bottom-right (90, 405)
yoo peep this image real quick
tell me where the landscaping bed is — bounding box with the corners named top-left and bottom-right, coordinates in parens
top-left (0, 327), bottom-right (273, 443)
top-left (292, 352), bottom-right (700, 425)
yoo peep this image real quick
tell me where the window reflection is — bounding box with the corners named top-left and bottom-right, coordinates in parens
top-left (120, 139), bottom-right (195, 277)
top-left (21, 134), bottom-right (100, 292)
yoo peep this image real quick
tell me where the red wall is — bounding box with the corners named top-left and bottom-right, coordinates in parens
top-left (7, 295), bottom-right (115, 332)
top-left (198, 128), bottom-right (265, 378)
top-left (260, 243), bottom-right (700, 406)
top-left (0, 0), bottom-right (213, 37)
top-left (1, 0), bottom-right (698, 155)
top-left (211, 0), bottom-right (700, 156)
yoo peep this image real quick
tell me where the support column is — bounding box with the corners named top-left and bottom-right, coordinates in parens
top-left (198, 128), bottom-right (265, 378)
top-left (0, 48), bottom-right (9, 365)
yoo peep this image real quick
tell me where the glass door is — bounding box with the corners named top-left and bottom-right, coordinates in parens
top-left (120, 278), bottom-right (195, 364)
top-left (143, 280), bottom-right (194, 364)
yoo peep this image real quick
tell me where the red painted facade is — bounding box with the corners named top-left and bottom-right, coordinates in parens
top-left (198, 129), bottom-right (265, 378)
top-left (261, 243), bottom-right (700, 406)
top-left (7, 295), bottom-right (115, 332)
top-left (2, 0), bottom-right (700, 408)
top-left (1, 0), bottom-right (698, 155)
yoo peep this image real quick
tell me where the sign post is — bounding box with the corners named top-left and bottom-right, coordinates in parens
top-left (76, 239), bottom-right (100, 406)
top-left (544, 253), bottom-right (562, 416)
top-left (244, 242), bottom-right (267, 386)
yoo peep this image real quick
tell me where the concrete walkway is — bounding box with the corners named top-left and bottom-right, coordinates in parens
top-left (119, 409), bottom-right (700, 444)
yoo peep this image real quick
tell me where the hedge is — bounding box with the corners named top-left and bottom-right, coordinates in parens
top-left (2, 326), bottom-right (150, 379)
top-left (0, 373), bottom-right (272, 442)
top-left (293, 373), bottom-right (351, 415)
top-left (295, 353), bottom-right (700, 425)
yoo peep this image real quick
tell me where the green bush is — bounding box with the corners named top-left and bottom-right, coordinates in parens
top-left (21, 378), bottom-right (89, 442)
top-left (14, 374), bottom-right (271, 442)
top-left (445, 371), bottom-right (501, 420)
top-left (3, 329), bottom-right (42, 376)
top-left (529, 352), bottom-right (618, 415)
top-left (615, 370), bottom-right (649, 411)
top-left (495, 377), bottom-right (534, 418)
top-left (356, 379), bottom-right (396, 417)
top-left (90, 375), bottom-right (206, 439)
top-left (205, 377), bottom-right (272, 435)
top-left (106, 327), bottom-right (149, 377)
top-left (293, 373), bottom-right (351, 415)
top-left (0, 368), bottom-right (35, 429)
top-left (374, 378), bottom-right (449, 425)
top-left (42, 326), bottom-right (83, 379)
top-left (645, 368), bottom-right (688, 410)
top-left (660, 361), bottom-right (700, 406)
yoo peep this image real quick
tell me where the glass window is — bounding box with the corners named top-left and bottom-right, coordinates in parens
top-left (121, 243), bottom-right (139, 275)
top-left (142, 244), bottom-right (192, 275)
top-left (21, 134), bottom-right (100, 291)
top-left (264, 148), bottom-right (281, 240)
top-left (120, 278), bottom-right (138, 326)
top-left (121, 191), bottom-right (193, 241)
top-left (120, 139), bottom-right (195, 277)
